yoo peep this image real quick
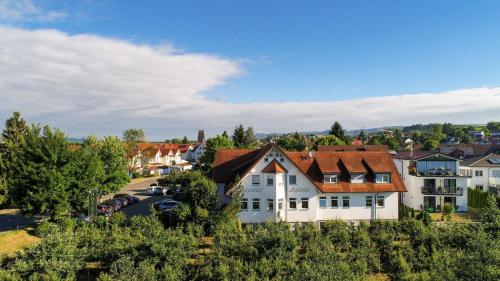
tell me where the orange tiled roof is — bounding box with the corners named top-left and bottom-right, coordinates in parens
top-left (261, 159), bottom-right (288, 173)
top-left (213, 144), bottom-right (406, 194)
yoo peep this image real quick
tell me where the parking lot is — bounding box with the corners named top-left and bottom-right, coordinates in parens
top-left (108, 176), bottom-right (171, 217)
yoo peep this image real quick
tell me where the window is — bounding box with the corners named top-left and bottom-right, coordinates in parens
top-left (475, 185), bottom-right (483, 190)
top-left (323, 174), bottom-right (338, 183)
top-left (289, 175), bottom-right (297, 185)
top-left (366, 196), bottom-right (373, 207)
top-left (375, 174), bottom-right (391, 183)
top-left (289, 198), bottom-right (297, 209)
top-left (267, 176), bottom-right (274, 186)
top-left (492, 170), bottom-right (500, 178)
top-left (301, 198), bottom-right (309, 209)
top-left (264, 157), bottom-right (269, 162)
top-left (252, 198), bottom-right (260, 210)
top-left (267, 199), bottom-right (274, 211)
top-left (376, 195), bottom-right (385, 207)
top-left (319, 197), bottom-right (327, 208)
top-left (351, 174), bottom-right (365, 183)
top-left (278, 199), bottom-right (283, 210)
top-left (241, 198), bottom-right (248, 211)
top-left (475, 170), bottom-right (483, 177)
top-left (342, 196), bottom-right (350, 208)
top-left (252, 175), bottom-right (260, 186)
top-left (331, 196), bottom-right (338, 208)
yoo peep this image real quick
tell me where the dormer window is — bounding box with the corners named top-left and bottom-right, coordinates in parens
top-left (375, 173), bottom-right (391, 183)
top-left (323, 174), bottom-right (338, 183)
top-left (350, 174), bottom-right (365, 183)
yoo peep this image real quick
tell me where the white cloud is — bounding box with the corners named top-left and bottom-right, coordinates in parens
top-left (0, 0), bottom-right (67, 23)
top-left (1, 26), bottom-right (499, 139)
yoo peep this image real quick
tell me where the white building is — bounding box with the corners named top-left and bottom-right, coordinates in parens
top-left (213, 144), bottom-right (406, 226)
top-left (190, 130), bottom-right (206, 163)
top-left (393, 151), bottom-right (470, 212)
top-left (461, 152), bottom-right (500, 194)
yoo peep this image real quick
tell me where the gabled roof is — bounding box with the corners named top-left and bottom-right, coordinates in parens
top-left (213, 144), bottom-right (406, 194)
top-left (261, 159), bottom-right (287, 173)
top-left (465, 153), bottom-right (500, 167)
top-left (318, 145), bottom-right (388, 152)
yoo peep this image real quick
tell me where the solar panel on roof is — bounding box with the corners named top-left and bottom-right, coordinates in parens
top-left (488, 158), bottom-right (500, 164)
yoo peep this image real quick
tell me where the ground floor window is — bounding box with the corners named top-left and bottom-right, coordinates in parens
top-left (444, 196), bottom-right (457, 208)
top-left (377, 195), bottom-right (385, 207)
top-left (365, 196), bottom-right (373, 207)
top-left (241, 198), bottom-right (248, 211)
top-left (475, 185), bottom-right (483, 190)
top-left (319, 196), bottom-right (327, 208)
top-left (267, 199), bottom-right (274, 211)
top-left (278, 199), bottom-right (283, 210)
top-left (342, 196), bottom-right (350, 208)
top-left (423, 196), bottom-right (436, 210)
top-left (252, 198), bottom-right (260, 210)
top-left (301, 198), bottom-right (309, 209)
top-left (289, 197), bottom-right (297, 209)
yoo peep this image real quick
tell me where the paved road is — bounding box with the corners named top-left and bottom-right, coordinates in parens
top-left (108, 176), bottom-right (171, 217)
top-left (0, 209), bottom-right (35, 232)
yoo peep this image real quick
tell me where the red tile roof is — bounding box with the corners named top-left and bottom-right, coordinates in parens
top-left (318, 145), bottom-right (389, 152)
top-left (261, 159), bottom-right (288, 173)
top-left (213, 144), bottom-right (406, 194)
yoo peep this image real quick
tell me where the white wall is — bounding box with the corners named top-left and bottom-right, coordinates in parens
top-left (234, 148), bottom-right (400, 224)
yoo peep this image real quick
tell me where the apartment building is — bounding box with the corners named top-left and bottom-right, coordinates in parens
top-left (212, 144), bottom-right (406, 225)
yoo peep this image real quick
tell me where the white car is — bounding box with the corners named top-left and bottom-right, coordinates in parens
top-left (147, 186), bottom-right (163, 195)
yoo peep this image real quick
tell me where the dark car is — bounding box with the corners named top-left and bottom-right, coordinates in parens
top-left (97, 203), bottom-right (111, 214)
top-left (116, 197), bottom-right (128, 207)
top-left (124, 196), bottom-right (134, 205)
top-left (130, 196), bottom-right (140, 203)
top-left (153, 200), bottom-right (179, 212)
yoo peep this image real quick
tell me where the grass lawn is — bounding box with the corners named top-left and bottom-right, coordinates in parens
top-left (429, 212), bottom-right (478, 222)
top-left (0, 227), bottom-right (40, 258)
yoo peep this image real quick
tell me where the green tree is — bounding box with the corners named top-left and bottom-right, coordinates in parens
top-left (314, 134), bottom-right (345, 149)
top-left (423, 139), bottom-right (439, 151)
top-left (122, 128), bottom-right (145, 175)
top-left (385, 137), bottom-right (399, 150)
top-left (182, 136), bottom-right (189, 144)
top-left (329, 121), bottom-right (345, 140)
top-left (277, 132), bottom-right (307, 151)
top-left (486, 121), bottom-right (500, 132)
top-left (368, 135), bottom-right (382, 145)
top-left (10, 125), bottom-right (73, 219)
top-left (243, 126), bottom-right (258, 149)
top-left (99, 136), bottom-right (129, 194)
top-left (232, 124), bottom-right (245, 148)
top-left (200, 134), bottom-right (234, 172)
top-left (0, 152), bottom-right (8, 206)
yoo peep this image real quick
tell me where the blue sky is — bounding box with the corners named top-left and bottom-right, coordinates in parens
top-left (1, 1), bottom-right (500, 139)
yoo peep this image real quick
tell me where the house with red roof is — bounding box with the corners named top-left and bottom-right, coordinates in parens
top-left (212, 143), bottom-right (405, 226)
top-left (132, 143), bottom-right (193, 175)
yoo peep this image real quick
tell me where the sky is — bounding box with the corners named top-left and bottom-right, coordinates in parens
top-left (1, 0), bottom-right (500, 140)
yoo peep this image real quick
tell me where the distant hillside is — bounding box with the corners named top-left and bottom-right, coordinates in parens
top-left (255, 126), bottom-right (405, 139)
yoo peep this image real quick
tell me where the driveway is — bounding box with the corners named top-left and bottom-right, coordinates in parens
top-left (107, 176), bottom-right (171, 217)
top-left (0, 209), bottom-right (36, 232)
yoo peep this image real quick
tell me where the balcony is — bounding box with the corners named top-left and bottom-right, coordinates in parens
top-left (409, 168), bottom-right (472, 177)
top-left (421, 186), bottom-right (464, 195)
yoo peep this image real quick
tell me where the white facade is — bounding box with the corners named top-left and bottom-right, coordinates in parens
top-left (224, 148), bottom-right (400, 225)
top-left (191, 143), bottom-right (206, 162)
top-left (393, 156), bottom-right (468, 212)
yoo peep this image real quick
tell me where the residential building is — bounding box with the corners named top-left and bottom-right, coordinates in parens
top-left (132, 143), bottom-right (192, 174)
top-left (393, 151), bottom-right (470, 212)
top-left (461, 150), bottom-right (500, 194)
top-left (212, 144), bottom-right (406, 226)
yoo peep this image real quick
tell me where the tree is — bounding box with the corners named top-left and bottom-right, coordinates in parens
top-left (358, 130), bottom-right (367, 142)
top-left (367, 135), bottom-right (381, 145)
top-left (1, 112), bottom-right (28, 204)
top-left (243, 127), bottom-right (258, 149)
top-left (486, 121), bottom-right (500, 132)
top-left (329, 121), bottom-right (345, 140)
top-left (182, 136), bottom-right (189, 144)
top-left (200, 134), bottom-right (234, 172)
top-left (277, 132), bottom-right (307, 151)
top-left (314, 135), bottom-right (345, 149)
top-left (0, 152), bottom-right (8, 206)
top-left (122, 129), bottom-right (145, 175)
top-left (423, 139), bottom-right (439, 151)
top-left (10, 125), bottom-right (73, 219)
top-left (232, 125), bottom-right (245, 148)
top-left (98, 136), bottom-right (129, 194)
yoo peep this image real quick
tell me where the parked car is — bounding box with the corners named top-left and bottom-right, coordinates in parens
top-left (116, 197), bottom-right (128, 207)
top-left (130, 196), bottom-right (140, 203)
top-left (153, 199), bottom-right (179, 211)
top-left (97, 203), bottom-right (111, 214)
top-left (106, 199), bottom-right (121, 211)
top-left (147, 186), bottom-right (164, 195)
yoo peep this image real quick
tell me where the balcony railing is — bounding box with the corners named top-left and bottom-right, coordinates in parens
top-left (421, 186), bottom-right (464, 195)
top-left (409, 169), bottom-right (472, 177)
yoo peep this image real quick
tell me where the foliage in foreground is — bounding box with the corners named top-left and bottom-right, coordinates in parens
top-left (0, 215), bottom-right (499, 281)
